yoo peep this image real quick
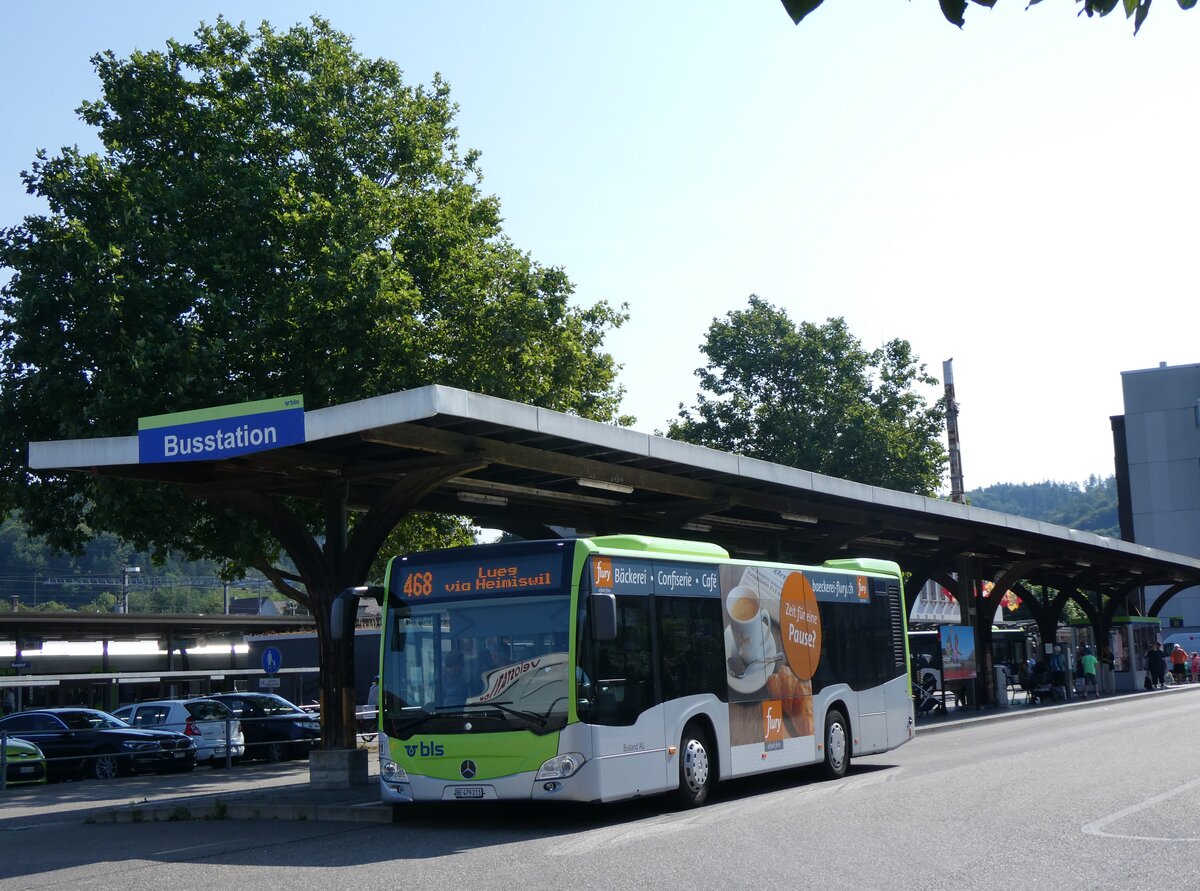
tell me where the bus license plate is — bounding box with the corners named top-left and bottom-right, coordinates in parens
top-left (19, 765), bottom-right (35, 774)
top-left (453, 786), bottom-right (485, 799)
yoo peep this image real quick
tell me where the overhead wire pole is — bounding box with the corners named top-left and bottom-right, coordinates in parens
top-left (943, 358), bottom-right (965, 504)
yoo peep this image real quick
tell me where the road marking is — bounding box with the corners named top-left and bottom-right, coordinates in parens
top-left (152, 841), bottom-right (227, 856)
top-left (1081, 776), bottom-right (1200, 841)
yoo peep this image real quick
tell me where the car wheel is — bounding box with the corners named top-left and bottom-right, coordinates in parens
top-left (672, 724), bottom-right (713, 808)
top-left (820, 707), bottom-right (850, 780)
top-left (266, 742), bottom-right (284, 764)
top-left (92, 754), bottom-right (120, 780)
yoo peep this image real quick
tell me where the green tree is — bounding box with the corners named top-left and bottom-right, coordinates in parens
top-left (0, 16), bottom-right (627, 746)
top-left (668, 297), bottom-right (946, 495)
top-left (780, 0), bottom-right (1195, 34)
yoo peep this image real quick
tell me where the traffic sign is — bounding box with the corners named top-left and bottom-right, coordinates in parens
top-left (259, 677), bottom-right (281, 688)
top-left (262, 646), bottom-right (282, 675)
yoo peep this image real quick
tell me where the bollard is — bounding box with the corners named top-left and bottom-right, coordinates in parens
top-left (1, 730), bottom-right (7, 792)
top-left (225, 717), bottom-right (232, 768)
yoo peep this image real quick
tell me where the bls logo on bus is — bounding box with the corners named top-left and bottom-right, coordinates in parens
top-left (404, 741), bottom-right (445, 758)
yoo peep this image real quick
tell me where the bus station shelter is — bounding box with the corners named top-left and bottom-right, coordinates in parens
top-left (23, 384), bottom-right (1200, 709)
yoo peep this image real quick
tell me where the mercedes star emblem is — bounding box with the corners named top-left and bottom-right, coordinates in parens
top-left (460, 759), bottom-right (477, 779)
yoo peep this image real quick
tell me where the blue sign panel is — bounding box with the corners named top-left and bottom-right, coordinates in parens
top-left (262, 646), bottom-right (282, 675)
top-left (590, 557), bottom-right (720, 598)
top-left (651, 560), bottom-right (720, 598)
top-left (138, 396), bottom-right (304, 464)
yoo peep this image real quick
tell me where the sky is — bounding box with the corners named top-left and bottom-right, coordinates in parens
top-left (2, 1), bottom-right (1199, 492)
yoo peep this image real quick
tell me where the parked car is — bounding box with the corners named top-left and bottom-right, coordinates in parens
top-left (3, 734), bottom-right (48, 785)
top-left (0, 708), bottom-right (196, 780)
top-left (206, 692), bottom-right (322, 762)
top-left (112, 698), bottom-right (244, 766)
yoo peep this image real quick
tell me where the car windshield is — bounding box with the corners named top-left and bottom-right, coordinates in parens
top-left (58, 711), bottom-right (127, 730)
top-left (224, 695), bottom-right (303, 717)
top-left (254, 695), bottom-right (304, 716)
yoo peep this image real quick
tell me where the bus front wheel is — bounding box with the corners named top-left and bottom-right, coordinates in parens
top-left (820, 708), bottom-right (850, 780)
top-left (673, 725), bottom-right (713, 808)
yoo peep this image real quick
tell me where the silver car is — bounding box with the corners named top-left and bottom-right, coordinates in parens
top-left (112, 698), bottom-right (245, 766)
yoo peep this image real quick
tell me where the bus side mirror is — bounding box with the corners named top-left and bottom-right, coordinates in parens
top-left (590, 592), bottom-right (617, 641)
top-left (331, 586), bottom-right (384, 642)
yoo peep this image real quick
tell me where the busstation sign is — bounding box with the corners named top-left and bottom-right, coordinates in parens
top-left (138, 395), bottom-right (304, 463)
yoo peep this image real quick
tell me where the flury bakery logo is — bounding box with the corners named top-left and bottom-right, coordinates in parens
top-left (138, 396), bottom-right (304, 464)
top-left (592, 557), bottom-right (613, 590)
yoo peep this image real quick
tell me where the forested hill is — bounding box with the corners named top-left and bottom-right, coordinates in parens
top-left (965, 475), bottom-right (1119, 538)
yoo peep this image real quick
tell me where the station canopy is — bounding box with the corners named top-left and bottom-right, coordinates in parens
top-left (27, 385), bottom-right (1200, 604)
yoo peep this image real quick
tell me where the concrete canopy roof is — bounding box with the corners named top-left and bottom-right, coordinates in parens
top-left (28, 384), bottom-right (1200, 598)
top-left (0, 611), bottom-right (313, 644)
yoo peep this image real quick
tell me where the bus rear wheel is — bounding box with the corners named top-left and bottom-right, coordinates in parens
top-left (820, 708), bottom-right (850, 780)
top-left (673, 725), bottom-right (713, 808)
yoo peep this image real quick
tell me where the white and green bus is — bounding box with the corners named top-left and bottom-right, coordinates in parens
top-left (373, 534), bottom-right (913, 808)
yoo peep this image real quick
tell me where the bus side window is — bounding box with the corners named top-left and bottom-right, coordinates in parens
top-left (657, 596), bottom-right (725, 702)
top-left (586, 596), bottom-right (653, 727)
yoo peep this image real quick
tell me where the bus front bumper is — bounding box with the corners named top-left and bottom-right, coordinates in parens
top-left (380, 759), bottom-right (605, 804)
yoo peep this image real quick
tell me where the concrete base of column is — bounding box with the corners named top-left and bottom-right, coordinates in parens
top-left (309, 747), bottom-right (370, 789)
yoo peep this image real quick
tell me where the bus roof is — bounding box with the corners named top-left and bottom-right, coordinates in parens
top-left (586, 535), bottom-right (729, 560)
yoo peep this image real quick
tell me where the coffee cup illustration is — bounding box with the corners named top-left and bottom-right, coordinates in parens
top-left (727, 584), bottom-right (771, 665)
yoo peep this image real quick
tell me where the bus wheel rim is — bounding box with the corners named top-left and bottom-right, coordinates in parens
top-left (828, 721), bottom-right (846, 771)
top-left (683, 738), bottom-right (709, 792)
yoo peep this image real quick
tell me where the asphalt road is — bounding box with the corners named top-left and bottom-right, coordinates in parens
top-left (3, 691), bottom-right (1200, 890)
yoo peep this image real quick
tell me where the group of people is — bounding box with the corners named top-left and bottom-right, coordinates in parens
top-left (1018, 644), bottom-right (1108, 703)
top-left (1143, 642), bottom-right (1200, 689)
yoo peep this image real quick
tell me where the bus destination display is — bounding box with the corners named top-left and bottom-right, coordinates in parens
top-left (396, 553), bottom-right (561, 602)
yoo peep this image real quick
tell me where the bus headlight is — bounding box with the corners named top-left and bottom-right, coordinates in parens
top-left (381, 759), bottom-right (409, 783)
top-left (536, 752), bottom-right (585, 780)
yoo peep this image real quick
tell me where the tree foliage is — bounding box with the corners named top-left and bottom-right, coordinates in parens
top-left (0, 17), bottom-right (631, 745)
top-left (668, 297), bottom-right (947, 495)
top-left (780, 0), bottom-right (1196, 34)
top-left (0, 16), bottom-right (627, 571)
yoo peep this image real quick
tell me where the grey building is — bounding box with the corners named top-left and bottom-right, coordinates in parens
top-left (1117, 361), bottom-right (1200, 630)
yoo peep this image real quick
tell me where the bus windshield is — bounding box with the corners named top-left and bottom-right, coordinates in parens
top-left (381, 550), bottom-right (572, 738)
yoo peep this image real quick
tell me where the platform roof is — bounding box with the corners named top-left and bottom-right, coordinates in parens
top-left (0, 611), bottom-right (314, 645)
top-left (27, 385), bottom-right (1200, 598)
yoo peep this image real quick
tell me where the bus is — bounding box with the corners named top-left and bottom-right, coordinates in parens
top-left (371, 534), bottom-right (913, 808)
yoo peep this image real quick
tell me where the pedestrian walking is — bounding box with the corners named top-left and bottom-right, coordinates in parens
top-left (1079, 647), bottom-right (1099, 698)
top-left (1050, 646), bottom-right (1068, 701)
top-left (1170, 644), bottom-right (1189, 685)
top-left (1146, 641), bottom-right (1167, 690)
top-left (1191, 652), bottom-right (1200, 685)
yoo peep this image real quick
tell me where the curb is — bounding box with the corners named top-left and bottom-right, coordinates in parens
top-left (92, 796), bottom-right (394, 824)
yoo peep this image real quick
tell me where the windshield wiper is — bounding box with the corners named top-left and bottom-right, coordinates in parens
top-left (389, 708), bottom-right (438, 734)
top-left (435, 701), bottom-right (548, 727)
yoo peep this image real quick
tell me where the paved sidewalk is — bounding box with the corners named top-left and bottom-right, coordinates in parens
top-left (914, 676), bottom-right (1200, 735)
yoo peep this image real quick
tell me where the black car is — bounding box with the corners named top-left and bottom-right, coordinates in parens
top-left (206, 693), bottom-right (322, 762)
top-left (0, 708), bottom-right (197, 780)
